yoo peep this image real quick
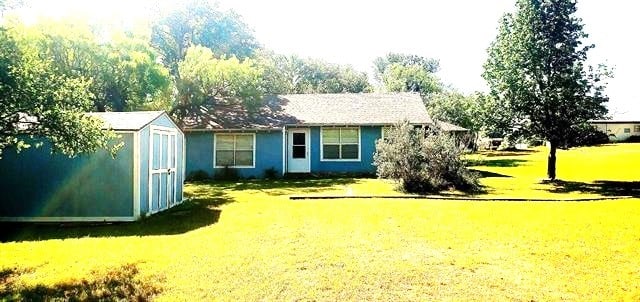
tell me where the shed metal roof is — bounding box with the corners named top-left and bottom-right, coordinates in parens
top-left (88, 111), bottom-right (165, 131)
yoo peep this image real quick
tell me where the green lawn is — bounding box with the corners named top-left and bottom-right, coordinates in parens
top-left (1, 144), bottom-right (640, 301)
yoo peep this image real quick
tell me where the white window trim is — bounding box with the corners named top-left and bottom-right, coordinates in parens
top-left (320, 127), bottom-right (361, 162)
top-left (380, 126), bottom-right (391, 140)
top-left (213, 133), bottom-right (256, 168)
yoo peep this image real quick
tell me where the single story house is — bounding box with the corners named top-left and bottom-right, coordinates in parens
top-left (590, 119), bottom-right (640, 142)
top-left (0, 111), bottom-right (185, 222)
top-left (184, 93), bottom-right (463, 178)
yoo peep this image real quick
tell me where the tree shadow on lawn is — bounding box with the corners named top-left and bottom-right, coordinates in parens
top-left (467, 158), bottom-right (529, 168)
top-left (0, 189), bottom-right (233, 243)
top-left (478, 149), bottom-right (537, 157)
top-left (0, 264), bottom-right (162, 301)
top-left (543, 180), bottom-right (640, 198)
top-left (206, 177), bottom-right (360, 196)
top-left (470, 169), bottom-right (513, 179)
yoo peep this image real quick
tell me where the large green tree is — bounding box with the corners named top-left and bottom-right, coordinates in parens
top-left (0, 26), bottom-right (117, 157)
top-left (483, 0), bottom-right (610, 180)
top-left (374, 53), bottom-right (441, 96)
top-left (381, 63), bottom-right (441, 95)
top-left (373, 53), bottom-right (440, 81)
top-left (151, 1), bottom-right (259, 78)
top-left (15, 20), bottom-right (172, 112)
top-left (172, 45), bottom-right (263, 123)
top-left (256, 52), bottom-right (372, 94)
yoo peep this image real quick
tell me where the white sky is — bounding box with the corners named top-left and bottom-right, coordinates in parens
top-left (11, 0), bottom-right (640, 118)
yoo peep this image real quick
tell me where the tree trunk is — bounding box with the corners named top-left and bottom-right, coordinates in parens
top-left (547, 141), bottom-right (557, 180)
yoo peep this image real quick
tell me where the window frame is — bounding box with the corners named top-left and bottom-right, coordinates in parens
top-left (320, 127), bottom-right (361, 162)
top-left (213, 133), bottom-right (256, 168)
top-left (624, 128), bottom-right (631, 134)
top-left (381, 126), bottom-right (391, 140)
top-left (634, 125), bottom-right (640, 133)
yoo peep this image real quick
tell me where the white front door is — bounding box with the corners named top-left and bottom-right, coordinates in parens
top-left (287, 129), bottom-right (310, 173)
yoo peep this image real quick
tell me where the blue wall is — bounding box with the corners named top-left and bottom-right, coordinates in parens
top-left (185, 130), bottom-right (284, 179)
top-left (309, 126), bottom-right (381, 174)
top-left (0, 134), bottom-right (135, 219)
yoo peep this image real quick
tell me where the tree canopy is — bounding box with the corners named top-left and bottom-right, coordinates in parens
top-left (151, 0), bottom-right (259, 78)
top-left (483, 0), bottom-right (610, 179)
top-left (374, 53), bottom-right (441, 96)
top-left (0, 26), bottom-right (118, 157)
top-left (13, 20), bottom-right (172, 112)
top-left (257, 52), bottom-right (372, 94)
top-left (172, 45), bottom-right (263, 123)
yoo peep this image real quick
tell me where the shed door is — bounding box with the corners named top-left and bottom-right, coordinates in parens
top-left (150, 127), bottom-right (178, 213)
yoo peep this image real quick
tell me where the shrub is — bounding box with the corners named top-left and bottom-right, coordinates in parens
top-left (263, 167), bottom-right (279, 179)
top-left (373, 121), bottom-right (480, 194)
top-left (186, 170), bottom-right (211, 182)
top-left (564, 123), bottom-right (610, 147)
top-left (214, 166), bottom-right (240, 180)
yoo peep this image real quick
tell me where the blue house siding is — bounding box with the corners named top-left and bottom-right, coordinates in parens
top-left (309, 126), bottom-right (381, 174)
top-left (185, 132), bottom-right (215, 177)
top-left (0, 134), bottom-right (135, 219)
top-left (185, 130), bottom-right (284, 179)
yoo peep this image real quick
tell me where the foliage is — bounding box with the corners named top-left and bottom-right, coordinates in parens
top-left (373, 52), bottom-right (439, 82)
top-left (213, 166), bottom-right (240, 181)
top-left (256, 51), bottom-right (372, 94)
top-left (11, 19), bottom-right (172, 112)
top-left (373, 122), bottom-right (479, 193)
top-left (381, 63), bottom-right (441, 95)
top-left (0, 26), bottom-right (118, 157)
top-left (263, 167), bottom-right (279, 179)
top-left (186, 170), bottom-right (212, 182)
top-left (483, 0), bottom-right (611, 179)
top-left (563, 123), bottom-right (610, 148)
top-left (151, 0), bottom-right (259, 77)
top-left (172, 45), bottom-right (263, 122)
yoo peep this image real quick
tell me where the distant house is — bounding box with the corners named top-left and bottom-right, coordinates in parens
top-left (590, 119), bottom-right (640, 142)
top-left (0, 111), bottom-right (185, 222)
top-left (183, 93), bottom-right (466, 178)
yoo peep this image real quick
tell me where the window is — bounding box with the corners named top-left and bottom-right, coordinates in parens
top-left (321, 127), bottom-right (359, 160)
top-left (215, 134), bottom-right (254, 167)
top-left (292, 132), bottom-right (306, 159)
top-left (635, 125), bottom-right (640, 133)
top-left (624, 128), bottom-right (631, 134)
top-left (381, 127), bottom-right (391, 140)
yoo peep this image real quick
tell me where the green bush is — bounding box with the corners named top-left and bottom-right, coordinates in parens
top-left (263, 167), bottom-right (279, 179)
top-left (186, 170), bottom-right (211, 182)
top-left (373, 121), bottom-right (479, 194)
top-left (564, 124), bottom-right (610, 147)
top-left (214, 166), bottom-right (240, 181)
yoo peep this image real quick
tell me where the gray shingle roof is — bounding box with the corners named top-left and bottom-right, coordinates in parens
top-left (87, 111), bottom-right (165, 131)
top-left (183, 93), bottom-right (432, 130)
top-left (279, 93), bottom-right (432, 125)
top-left (437, 121), bottom-right (468, 132)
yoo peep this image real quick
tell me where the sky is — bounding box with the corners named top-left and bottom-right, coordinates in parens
top-left (11, 0), bottom-right (640, 119)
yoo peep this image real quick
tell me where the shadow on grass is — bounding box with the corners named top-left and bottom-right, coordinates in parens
top-left (478, 149), bottom-right (537, 157)
top-left (201, 177), bottom-right (361, 196)
top-left (0, 189), bottom-right (232, 242)
top-left (470, 169), bottom-right (513, 178)
top-left (467, 158), bottom-right (529, 168)
top-left (543, 180), bottom-right (640, 198)
top-left (0, 264), bottom-right (161, 301)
